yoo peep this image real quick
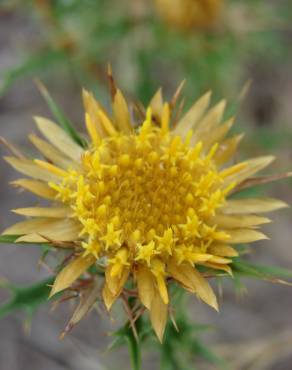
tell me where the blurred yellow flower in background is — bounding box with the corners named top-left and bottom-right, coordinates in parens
top-left (2, 80), bottom-right (287, 342)
top-left (154, 0), bottom-right (223, 30)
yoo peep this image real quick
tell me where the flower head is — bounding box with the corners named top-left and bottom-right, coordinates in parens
top-left (155, 0), bottom-right (223, 31)
top-left (2, 81), bottom-right (287, 341)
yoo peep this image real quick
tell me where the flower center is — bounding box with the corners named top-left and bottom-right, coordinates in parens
top-left (51, 123), bottom-right (232, 267)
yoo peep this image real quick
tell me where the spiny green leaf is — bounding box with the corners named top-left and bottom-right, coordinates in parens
top-left (0, 277), bottom-right (54, 319)
top-left (109, 317), bottom-right (145, 370)
top-left (0, 235), bottom-right (19, 244)
top-left (232, 259), bottom-right (292, 281)
top-left (156, 289), bottom-right (227, 370)
top-left (232, 274), bottom-right (248, 297)
top-left (110, 323), bottom-right (141, 370)
top-left (160, 333), bottom-right (181, 370)
top-left (246, 263), bottom-right (292, 279)
top-left (108, 335), bottom-right (125, 351)
top-left (0, 235), bottom-right (50, 249)
top-left (35, 80), bottom-right (87, 148)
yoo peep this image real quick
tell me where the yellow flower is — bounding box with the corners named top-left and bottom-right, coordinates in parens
top-left (154, 0), bottom-right (223, 31)
top-left (2, 82), bottom-right (288, 342)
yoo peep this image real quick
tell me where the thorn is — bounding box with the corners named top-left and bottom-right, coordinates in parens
top-left (172, 97), bottom-right (185, 127)
top-left (170, 79), bottom-right (186, 109)
top-left (37, 259), bottom-right (55, 274)
top-left (169, 309), bottom-right (179, 332)
top-left (133, 101), bottom-right (146, 123)
top-left (107, 64), bottom-right (117, 101)
top-left (39, 234), bottom-right (78, 249)
top-left (132, 307), bottom-right (145, 324)
top-left (0, 137), bottom-right (26, 159)
top-left (238, 79), bottom-right (252, 102)
top-left (34, 78), bottom-right (48, 97)
top-left (23, 313), bottom-right (33, 335)
top-left (121, 292), bottom-right (139, 341)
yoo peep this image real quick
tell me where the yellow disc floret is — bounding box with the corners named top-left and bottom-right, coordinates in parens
top-left (50, 108), bottom-right (233, 288)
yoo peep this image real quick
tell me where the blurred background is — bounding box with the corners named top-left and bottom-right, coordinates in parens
top-left (0, 0), bottom-right (292, 369)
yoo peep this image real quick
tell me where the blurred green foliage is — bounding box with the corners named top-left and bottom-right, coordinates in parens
top-left (0, 276), bottom-right (53, 320)
top-left (110, 286), bottom-right (227, 370)
top-left (1, 0), bottom-right (292, 105)
top-left (1, 0), bottom-right (292, 369)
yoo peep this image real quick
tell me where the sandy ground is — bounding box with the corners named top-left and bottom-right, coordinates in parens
top-left (1, 10), bottom-right (292, 370)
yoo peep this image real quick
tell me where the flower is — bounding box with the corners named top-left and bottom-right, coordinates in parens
top-left (2, 82), bottom-right (287, 342)
top-left (154, 0), bottom-right (223, 31)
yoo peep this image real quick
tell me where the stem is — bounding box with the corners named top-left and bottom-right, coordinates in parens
top-left (123, 294), bottom-right (142, 370)
top-left (126, 327), bottom-right (141, 370)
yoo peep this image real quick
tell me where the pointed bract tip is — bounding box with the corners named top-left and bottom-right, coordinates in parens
top-left (211, 298), bottom-right (219, 312)
top-left (34, 78), bottom-right (48, 96)
top-left (49, 287), bottom-right (58, 299)
top-left (205, 90), bottom-right (212, 99)
top-left (107, 63), bottom-right (113, 75)
top-left (82, 88), bottom-right (90, 97)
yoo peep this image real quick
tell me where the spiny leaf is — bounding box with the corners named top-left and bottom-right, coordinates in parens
top-left (160, 330), bottom-right (181, 370)
top-left (110, 323), bottom-right (141, 370)
top-left (157, 289), bottom-right (227, 369)
top-left (108, 335), bottom-right (126, 351)
top-left (35, 80), bottom-right (87, 148)
top-left (232, 274), bottom-right (248, 297)
top-left (0, 235), bottom-right (50, 249)
top-left (232, 259), bottom-right (292, 284)
top-left (0, 277), bottom-right (54, 319)
top-left (246, 263), bottom-right (292, 279)
top-left (0, 235), bottom-right (19, 243)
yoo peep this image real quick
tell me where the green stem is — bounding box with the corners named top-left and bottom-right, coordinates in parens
top-left (126, 327), bottom-right (141, 370)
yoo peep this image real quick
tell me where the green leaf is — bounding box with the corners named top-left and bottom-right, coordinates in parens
top-left (247, 264), bottom-right (292, 279)
top-left (0, 50), bottom-right (66, 97)
top-left (0, 235), bottom-right (50, 249)
top-left (108, 335), bottom-right (125, 351)
top-left (160, 332), bottom-right (181, 370)
top-left (191, 339), bottom-right (227, 370)
top-left (232, 259), bottom-right (292, 281)
top-left (125, 327), bottom-right (141, 370)
top-left (231, 273), bottom-right (248, 297)
top-left (0, 235), bottom-right (19, 244)
top-left (35, 80), bottom-right (87, 148)
top-left (157, 289), bottom-right (227, 369)
top-left (110, 323), bottom-right (141, 370)
top-left (0, 276), bottom-right (54, 319)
